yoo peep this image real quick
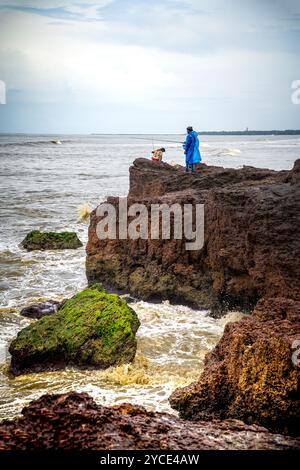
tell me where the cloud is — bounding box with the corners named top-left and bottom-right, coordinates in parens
top-left (1, 0), bottom-right (300, 52)
top-left (0, 0), bottom-right (112, 7)
top-left (0, 1), bottom-right (114, 21)
top-left (0, 0), bottom-right (299, 132)
top-left (1, 9), bottom-right (297, 103)
top-left (100, 0), bottom-right (300, 54)
top-left (0, 10), bottom-right (178, 104)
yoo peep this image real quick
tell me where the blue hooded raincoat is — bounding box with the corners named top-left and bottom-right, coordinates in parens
top-left (184, 130), bottom-right (201, 166)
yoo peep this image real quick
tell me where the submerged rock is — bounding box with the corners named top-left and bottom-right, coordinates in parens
top-left (21, 230), bottom-right (82, 251)
top-left (86, 158), bottom-right (300, 314)
top-left (20, 300), bottom-right (62, 319)
top-left (0, 392), bottom-right (299, 450)
top-left (9, 284), bottom-right (140, 375)
top-left (169, 298), bottom-right (300, 436)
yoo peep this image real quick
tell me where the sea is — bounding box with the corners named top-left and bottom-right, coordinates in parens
top-left (0, 133), bottom-right (299, 420)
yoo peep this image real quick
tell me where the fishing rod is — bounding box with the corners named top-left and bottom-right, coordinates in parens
top-left (130, 136), bottom-right (185, 145)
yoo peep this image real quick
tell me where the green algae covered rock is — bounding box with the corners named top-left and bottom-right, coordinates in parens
top-left (9, 284), bottom-right (140, 375)
top-left (21, 230), bottom-right (83, 251)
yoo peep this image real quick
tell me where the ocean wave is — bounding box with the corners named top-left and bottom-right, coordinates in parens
top-left (264, 138), bottom-right (300, 145)
top-left (0, 140), bottom-right (73, 148)
top-left (207, 147), bottom-right (241, 157)
top-left (218, 310), bottom-right (246, 327)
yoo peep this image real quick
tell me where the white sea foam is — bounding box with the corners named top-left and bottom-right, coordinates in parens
top-left (0, 299), bottom-right (243, 419)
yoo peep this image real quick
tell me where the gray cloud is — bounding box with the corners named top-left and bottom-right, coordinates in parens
top-left (0, 0), bottom-right (299, 132)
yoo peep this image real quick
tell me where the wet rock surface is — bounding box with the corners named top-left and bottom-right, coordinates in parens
top-left (169, 298), bottom-right (300, 436)
top-left (20, 300), bottom-right (62, 319)
top-left (0, 392), bottom-right (299, 450)
top-left (9, 284), bottom-right (140, 375)
top-left (86, 158), bottom-right (300, 314)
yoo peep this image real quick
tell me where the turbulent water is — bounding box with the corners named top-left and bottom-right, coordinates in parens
top-left (0, 133), bottom-right (299, 420)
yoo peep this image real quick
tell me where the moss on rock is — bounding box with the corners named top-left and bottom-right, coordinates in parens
top-left (21, 230), bottom-right (83, 251)
top-left (9, 284), bottom-right (140, 375)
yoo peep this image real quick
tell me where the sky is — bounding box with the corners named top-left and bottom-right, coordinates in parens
top-left (0, 0), bottom-right (300, 133)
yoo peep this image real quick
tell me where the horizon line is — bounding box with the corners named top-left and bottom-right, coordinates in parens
top-left (1, 129), bottom-right (300, 136)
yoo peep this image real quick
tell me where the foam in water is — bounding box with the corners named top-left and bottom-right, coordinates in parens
top-left (77, 203), bottom-right (93, 222)
top-left (0, 300), bottom-right (246, 420)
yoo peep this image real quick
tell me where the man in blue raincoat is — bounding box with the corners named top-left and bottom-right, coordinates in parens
top-left (183, 126), bottom-right (201, 173)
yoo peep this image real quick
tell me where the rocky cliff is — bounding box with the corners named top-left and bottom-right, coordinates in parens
top-left (86, 158), bottom-right (300, 314)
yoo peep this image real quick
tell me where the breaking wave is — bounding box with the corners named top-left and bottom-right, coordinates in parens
top-left (207, 147), bottom-right (241, 157)
top-left (0, 140), bottom-right (73, 148)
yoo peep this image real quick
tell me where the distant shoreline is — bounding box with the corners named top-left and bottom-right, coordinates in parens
top-left (1, 130), bottom-right (300, 136)
top-left (197, 130), bottom-right (300, 136)
top-left (91, 130), bottom-right (300, 136)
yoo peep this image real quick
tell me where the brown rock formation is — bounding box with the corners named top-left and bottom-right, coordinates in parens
top-left (169, 298), bottom-right (300, 435)
top-left (86, 158), bottom-right (300, 314)
top-left (0, 392), bottom-right (299, 450)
